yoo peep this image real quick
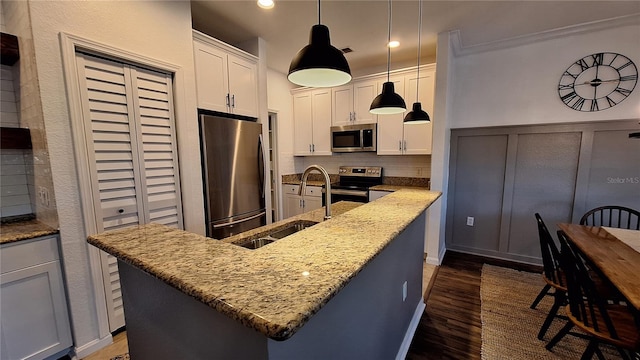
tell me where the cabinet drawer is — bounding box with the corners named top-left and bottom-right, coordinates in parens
top-left (1, 235), bottom-right (59, 274)
top-left (304, 186), bottom-right (323, 197)
top-left (283, 184), bottom-right (300, 195)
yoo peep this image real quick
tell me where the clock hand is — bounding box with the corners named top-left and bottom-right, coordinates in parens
top-left (594, 66), bottom-right (599, 99)
top-left (575, 78), bottom-right (620, 86)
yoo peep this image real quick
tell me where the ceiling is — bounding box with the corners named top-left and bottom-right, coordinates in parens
top-left (191, 1), bottom-right (640, 76)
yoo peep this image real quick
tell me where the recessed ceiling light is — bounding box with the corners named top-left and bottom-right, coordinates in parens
top-left (257, 0), bottom-right (274, 9)
top-left (388, 40), bottom-right (400, 48)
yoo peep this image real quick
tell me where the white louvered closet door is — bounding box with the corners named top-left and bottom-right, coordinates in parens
top-left (75, 53), bottom-right (183, 332)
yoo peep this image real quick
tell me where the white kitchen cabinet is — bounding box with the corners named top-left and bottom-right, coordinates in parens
top-left (193, 31), bottom-right (258, 117)
top-left (282, 184), bottom-right (323, 219)
top-left (369, 190), bottom-right (392, 202)
top-left (377, 66), bottom-right (435, 155)
top-left (332, 79), bottom-right (378, 126)
top-left (1, 235), bottom-right (72, 360)
top-left (293, 88), bottom-right (332, 156)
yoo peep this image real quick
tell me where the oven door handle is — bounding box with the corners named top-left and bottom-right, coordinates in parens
top-left (331, 188), bottom-right (369, 197)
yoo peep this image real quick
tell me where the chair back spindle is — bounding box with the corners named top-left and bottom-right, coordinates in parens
top-left (535, 213), bottom-right (564, 288)
top-left (557, 231), bottom-right (621, 339)
top-left (579, 206), bottom-right (640, 230)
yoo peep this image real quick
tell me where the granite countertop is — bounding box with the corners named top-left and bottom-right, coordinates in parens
top-left (0, 219), bottom-right (59, 245)
top-left (87, 189), bottom-right (441, 341)
top-left (370, 184), bottom-right (429, 192)
top-left (281, 179), bottom-right (335, 187)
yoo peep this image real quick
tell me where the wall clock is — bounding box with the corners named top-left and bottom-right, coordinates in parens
top-left (558, 52), bottom-right (637, 112)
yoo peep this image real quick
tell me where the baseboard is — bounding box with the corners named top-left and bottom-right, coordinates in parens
top-left (426, 246), bottom-right (446, 265)
top-left (395, 300), bottom-right (426, 360)
top-left (74, 334), bottom-right (113, 359)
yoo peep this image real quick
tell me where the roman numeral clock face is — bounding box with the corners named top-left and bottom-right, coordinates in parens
top-left (558, 52), bottom-right (638, 112)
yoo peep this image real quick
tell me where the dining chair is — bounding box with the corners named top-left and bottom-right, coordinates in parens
top-left (546, 231), bottom-right (640, 359)
top-left (579, 205), bottom-right (640, 230)
top-left (531, 213), bottom-right (568, 340)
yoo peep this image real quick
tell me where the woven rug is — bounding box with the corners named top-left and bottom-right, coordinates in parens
top-left (480, 264), bottom-right (622, 359)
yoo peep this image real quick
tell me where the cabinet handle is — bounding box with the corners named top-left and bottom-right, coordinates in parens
top-left (226, 93), bottom-right (230, 107)
top-left (231, 94), bottom-right (235, 108)
top-left (352, 112), bottom-right (355, 121)
top-left (399, 140), bottom-right (402, 151)
top-left (403, 140), bottom-right (407, 151)
top-left (309, 144), bottom-right (312, 153)
top-left (312, 144), bottom-right (315, 152)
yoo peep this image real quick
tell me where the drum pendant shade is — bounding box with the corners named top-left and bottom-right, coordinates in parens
top-left (288, 24), bottom-right (352, 87)
top-left (370, 82), bottom-right (406, 114)
top-left (404, 102), bottom-right (430, 123)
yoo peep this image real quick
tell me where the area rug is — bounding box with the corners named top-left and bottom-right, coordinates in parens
top-left (480, 264), bottom-right (622, 359)
top-left (110, 354), bottom-right (129, 360)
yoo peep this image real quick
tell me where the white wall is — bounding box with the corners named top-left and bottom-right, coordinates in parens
top-left (450, 20), bottom-right (640, 128)
top-left (25, 0), bottom-right (202, 354)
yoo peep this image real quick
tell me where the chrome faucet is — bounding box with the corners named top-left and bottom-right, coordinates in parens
top-left (300, 165), bottom-right (332, 220)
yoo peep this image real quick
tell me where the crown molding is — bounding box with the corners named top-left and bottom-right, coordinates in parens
top-left (451, 13), bottom-right (640, 57)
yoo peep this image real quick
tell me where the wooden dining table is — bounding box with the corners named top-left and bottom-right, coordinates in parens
top-left (558, 223), bottom-right (640, 312)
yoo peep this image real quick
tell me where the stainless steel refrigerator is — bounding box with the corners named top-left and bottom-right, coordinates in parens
top-left (199, 113), bottom-right (266, 238)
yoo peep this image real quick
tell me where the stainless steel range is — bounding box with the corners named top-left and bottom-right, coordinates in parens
top-left (331, 166), bottom-right (383, 203)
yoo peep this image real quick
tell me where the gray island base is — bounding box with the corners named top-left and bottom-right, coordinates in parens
top-left (88, 189), bottom-right (441, 359)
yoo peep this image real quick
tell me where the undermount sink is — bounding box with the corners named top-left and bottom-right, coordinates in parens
top-left (268, 220), bottom-right (318, 239)
top-left (235, 220), bottom-right (319, 250)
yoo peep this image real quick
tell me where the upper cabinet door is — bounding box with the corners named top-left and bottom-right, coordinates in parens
top-left (311, 89), bottom-right (332, 156)
top-left (227, 54), bottom-right (258, 118)
top-left (352, 79), bottom-right (378, 124)
top-left (193, 41), bottom-right (229, 113)
top-left (376, 75), bottom-right (406, 155)
top-left (332, 85), bottom-right (353, 126)
top-left (403, 71), bottom-right (434, 155)
top-left (293, 91), bottom-right (313, 156)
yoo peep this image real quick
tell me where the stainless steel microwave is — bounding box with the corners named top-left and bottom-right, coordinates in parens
top-left (330, 124), bottom-right (377, 153)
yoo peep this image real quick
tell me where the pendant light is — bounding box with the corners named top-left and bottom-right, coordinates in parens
top-left (404, 0), bottom-right (430, 124)
top-left (288, 0), bottom-right (352, 88)
top-left (370, 0), bottom-right (406, 115)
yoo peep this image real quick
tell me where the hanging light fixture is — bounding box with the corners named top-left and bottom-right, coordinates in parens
top-left (370, 0), bottom-right (406, 115)
top-left (404, 0), bottom-right (431, 124)
top-left (630, 122), bottom-right (640, 138)
top-left (288, 0), bottom-right (351, 88)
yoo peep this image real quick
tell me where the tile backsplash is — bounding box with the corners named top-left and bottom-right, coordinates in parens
top-left (296, 153), bottom-right (431, 178)
top-left (0, 149), bottom-right (33, 218)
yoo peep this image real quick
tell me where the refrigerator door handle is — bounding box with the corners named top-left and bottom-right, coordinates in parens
top-left (258, 133), bottom-right (266, 199)
top-left (212, 211), bottom-right (266, 228)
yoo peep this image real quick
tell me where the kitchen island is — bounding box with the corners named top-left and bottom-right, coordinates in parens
top-left (88, 189), bottom-right (441, 359)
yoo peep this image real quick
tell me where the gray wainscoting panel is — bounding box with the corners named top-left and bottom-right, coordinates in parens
top-left (446, 119), bottom-right (639, 265)
top-left (507, 132), bottom-right (581, 258)
top-left (584, 129), bottom-right (640, 212)
top-left (449, 135), bottom-right (508, 252)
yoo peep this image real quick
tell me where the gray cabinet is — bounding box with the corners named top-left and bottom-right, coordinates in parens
top-left (1, 235), bottom-right (72, 360)
top-left (446, 120), bottom-right (640, 264)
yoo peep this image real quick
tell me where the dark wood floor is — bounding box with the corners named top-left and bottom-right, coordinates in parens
top-left (406, 251), bottom-right (542, 360)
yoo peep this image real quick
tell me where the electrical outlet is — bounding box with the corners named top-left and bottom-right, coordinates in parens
top-left (466, 216), bottom-right (474, 226)
top-left (402, 281), bottom-right (407, 302)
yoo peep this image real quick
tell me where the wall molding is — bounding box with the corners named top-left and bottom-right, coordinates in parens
top-left (74, 334), bottom-right (113, 359)
top-left (451, 13), bottom-right (640, 57)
